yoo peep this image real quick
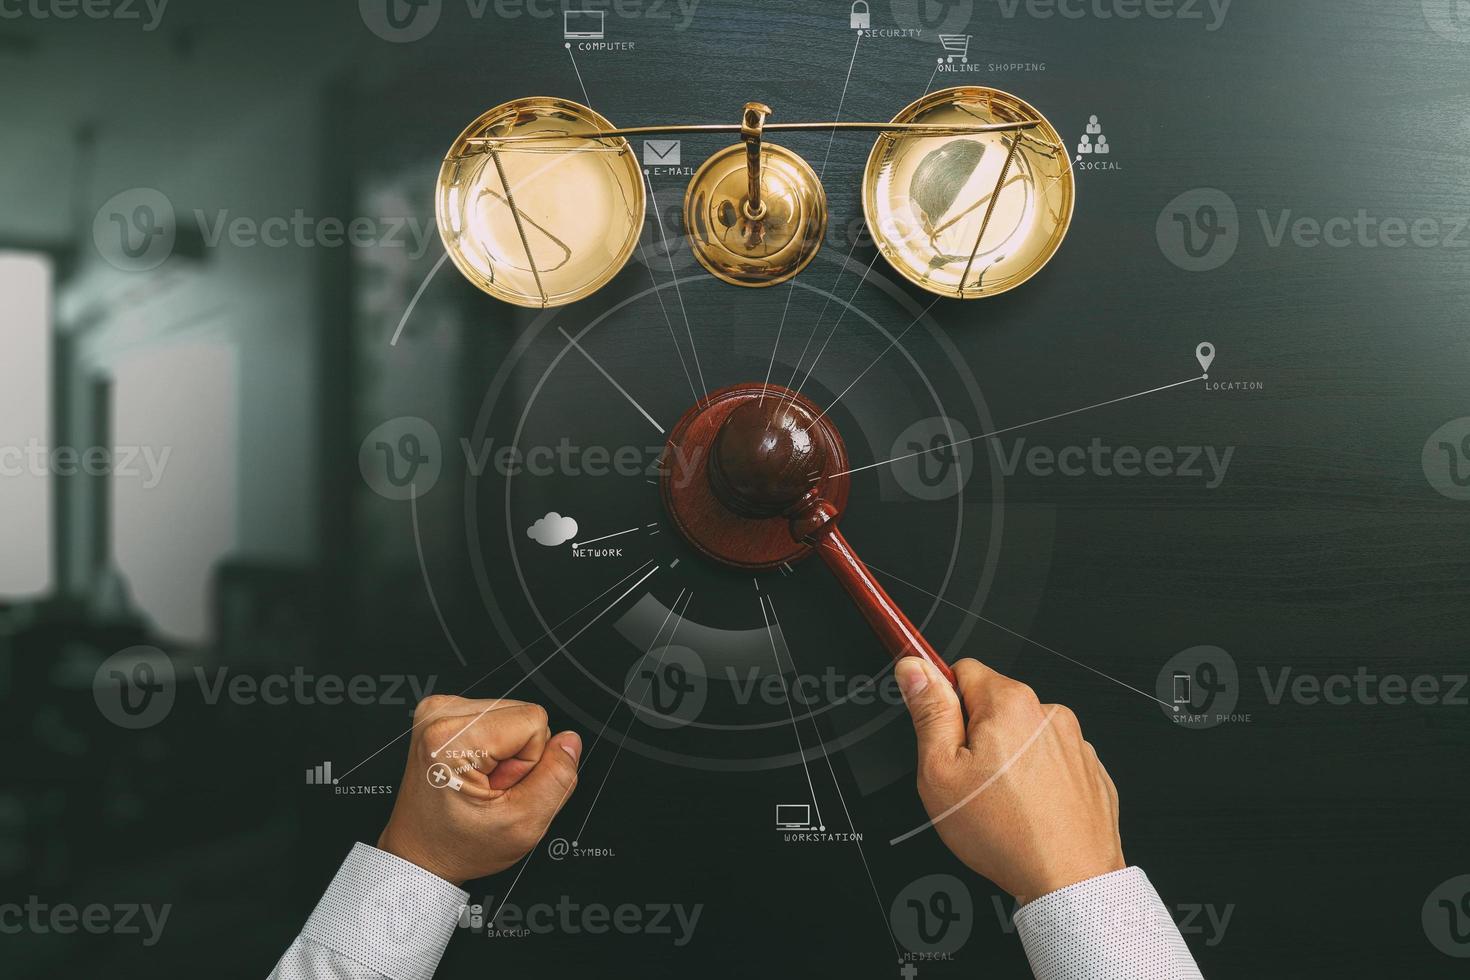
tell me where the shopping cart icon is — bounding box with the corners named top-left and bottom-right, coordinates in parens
top-left (940, 34), bottom-right (970, 64)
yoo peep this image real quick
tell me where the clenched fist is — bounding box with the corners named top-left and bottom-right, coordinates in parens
top-left (376, 695), bottom-right (581, 885)
top-left (896, 656), bottom-right (1124, 905)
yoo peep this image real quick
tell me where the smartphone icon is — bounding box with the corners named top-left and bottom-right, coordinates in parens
top-left (1172, 672), bottom-right (1191, 705)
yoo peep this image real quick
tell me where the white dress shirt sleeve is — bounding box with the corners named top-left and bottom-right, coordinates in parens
top-left (1013, 867), bottom-right (1204, 979)
top-left (269, 842), bottom-right (467, 980)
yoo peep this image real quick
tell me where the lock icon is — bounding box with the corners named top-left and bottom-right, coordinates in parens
top-left (850, 0), bottom-right (869, 29)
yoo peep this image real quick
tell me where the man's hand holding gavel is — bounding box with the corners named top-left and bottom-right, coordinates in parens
top-left (895, 655), bottom-right (1125, 903)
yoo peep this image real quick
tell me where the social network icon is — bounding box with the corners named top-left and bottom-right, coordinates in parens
top-left (643, 139), bottom-right (681, 166)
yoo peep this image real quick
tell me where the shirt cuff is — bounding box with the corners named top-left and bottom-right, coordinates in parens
top-left (300, 842), bottom-right (469, 980)
top-left (1012, 867), bottom-right (1204, 980)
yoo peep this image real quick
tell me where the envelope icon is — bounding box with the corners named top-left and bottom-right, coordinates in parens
top-left (643, 139), bottom-right (681, 166)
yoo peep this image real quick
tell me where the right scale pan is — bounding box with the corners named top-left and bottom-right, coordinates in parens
top-left (863, 86), bottom-right (1074, 300)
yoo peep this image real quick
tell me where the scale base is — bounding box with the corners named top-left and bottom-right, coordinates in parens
top-left (683, 144), bottom-right (827, 288)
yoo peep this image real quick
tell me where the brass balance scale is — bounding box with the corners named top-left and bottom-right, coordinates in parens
top-left (435, 87), bottom-right (1075, 684)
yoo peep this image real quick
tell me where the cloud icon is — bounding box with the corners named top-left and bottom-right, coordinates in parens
top-left (527, 512), bottom-right (578, 547)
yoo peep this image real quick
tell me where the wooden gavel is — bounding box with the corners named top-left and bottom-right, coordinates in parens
top-left (660, 382), bottom-right (958, 686)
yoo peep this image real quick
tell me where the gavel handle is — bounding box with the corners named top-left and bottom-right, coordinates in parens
top-left (808, 524), bottom-right (958, 687)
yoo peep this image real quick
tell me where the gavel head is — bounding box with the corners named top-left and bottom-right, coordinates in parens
top-left (660, 382), bottom-right (849, 570)
top-left (708, 397), bottom-right (824, 518)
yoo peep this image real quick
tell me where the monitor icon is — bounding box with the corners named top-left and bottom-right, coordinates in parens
top-left (564, 10), bottom-right (605, 39)
top-left (775, 803), bottom-right (811, 830)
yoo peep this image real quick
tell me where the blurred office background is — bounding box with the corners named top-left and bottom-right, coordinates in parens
top-left (0, 5), bottom-right (526, 972)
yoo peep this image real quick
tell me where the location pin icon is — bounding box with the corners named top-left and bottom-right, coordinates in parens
top-left (1196, 342), bottom-right (1216, 373)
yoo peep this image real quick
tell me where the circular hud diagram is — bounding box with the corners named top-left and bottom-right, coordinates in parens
top-left (464, 263), bottom-right (1013, 772)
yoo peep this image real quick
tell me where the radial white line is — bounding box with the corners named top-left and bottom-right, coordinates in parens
top-left (759, 28), bottom-right (868, 406)
top-left (853, 550), bottom-right (1177, 712)
top-left (807, 295), bottom-right (942, 428)
top-left (642, 167), bottom-right (708, 396)
top-left (920, 59), bottom-right (939, 97)
top-left (572, 525), bottom-right (640, 549)
top-left (431, 565), bottom-right (661, 757)
top-left (783, 249), bottom-right (883, 409)
top-left (637, 237), bottom-right (701, 403)
top-left (558, 328), bottom-right (666, 434)
top-left (574, 591), bottom-right (694, 842)
top-left (816, 30), bottom-right (863, 178)
top-left (759, 282), bottom-right (801, 404)
top-left (569, 53), bottom-right (699, 404)
top-left (486, 587), bottom-right (682, 937)
top-left (765, 596), bottom-right (902, 959)
top-left (576, 589), bottom-right (687, 775)
top-left (410, 484), bottom-right (467, 667)
top-left (333, 560), bottom-right (658, 784)
top-left (564, 43), bottom-right (592, 106)
top-left (771, 61), bottom-right (934, 413)
top-left (759, 594), bottom-right (825, 832)
top-left (889, 706), bottom-right (1063, 846)
top-left (388, 250), bottom-right (449, 347)
top-left (774, 230), bottom-right (870, 416)
top-left (1048, 145), bottom-right (1080, 186)
top-left (836, 375), bottom-right (1207, 478)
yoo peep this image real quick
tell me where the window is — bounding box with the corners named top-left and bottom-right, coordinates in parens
top-left (0, 253), bottom-right (53, 599)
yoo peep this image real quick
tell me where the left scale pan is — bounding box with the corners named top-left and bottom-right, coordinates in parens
top-left (436, 97), bottom-right (646, 308)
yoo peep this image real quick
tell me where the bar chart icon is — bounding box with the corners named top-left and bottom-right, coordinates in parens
top-left (305, 761), bottom-right (336, 785)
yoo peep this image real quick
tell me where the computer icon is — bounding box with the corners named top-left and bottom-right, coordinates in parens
top-left (775, 803), bottom-right (811, 830)
top-left (564, 10), bottom-right (605, 39)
